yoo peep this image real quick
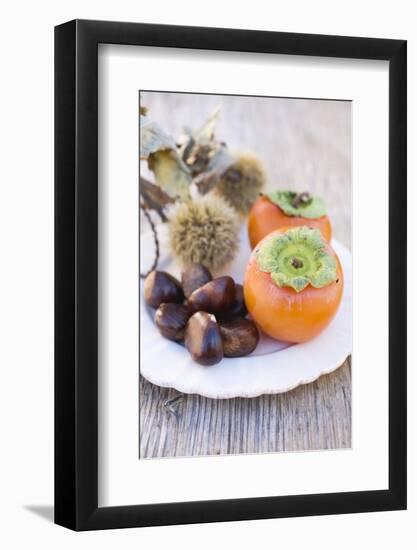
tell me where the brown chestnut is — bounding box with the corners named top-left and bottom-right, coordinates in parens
top-left (181, 263), bottom-right (212, 298)
top-left (184, 311), bottom-right (223, 366)
top-left (187, 276), bottom-right (236, 314)
top-left (231, 284), bottom-right (248, 317)
top-left (155, 303), bottom-right (191, 341)
top-left (219, 318), bottom-right (260, 357)
top-left (218, 283), bottom-right (248, 320)
top-left (144, 270), bottom-right (184, 309)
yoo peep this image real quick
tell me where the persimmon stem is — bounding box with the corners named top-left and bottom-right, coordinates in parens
top-left (292, 192), bottom-right (311, 208)
top-left (291, 257), bottom-right (303, 269)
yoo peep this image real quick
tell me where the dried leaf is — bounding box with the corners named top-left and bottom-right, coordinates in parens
top-left (177, 107), bottom-right (234, 183)
top-left (139, 177), bottom-right (174, 221)
top-left (208, 145), bottom-right (235, 175)
top-left (192, 170), bottom-right (220, 195)
top-left (180, 136), bottom-right (195, 165)
top-left (140, 114), bottom-right (192, 200)
top-left (193, 106), bottom-right (221, 141)
top-left (189, 144), bottom-right (235, 195)
top-left (148, 150), bottom-right (191, 201)
top-left (140, 115), bottom-right (177, 159)
top-left (185, 141), bottom-right (213, 175)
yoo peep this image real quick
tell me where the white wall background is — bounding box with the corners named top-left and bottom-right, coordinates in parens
top-left (0, 1), bottom-right (414, 548)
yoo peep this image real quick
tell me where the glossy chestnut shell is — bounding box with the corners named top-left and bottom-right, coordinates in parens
top-left (219, 318), bottom-right (259, 357)
top-left (187, 276), bottom-right (236, 315)
top-left (144, 270), bottom-right (184, 309)
top-left (155, 303), bottom-right (191, 341)
top-left (181, 263), bottom-right (212, 299)
top-left (184, 311), bottom-right (223, 366)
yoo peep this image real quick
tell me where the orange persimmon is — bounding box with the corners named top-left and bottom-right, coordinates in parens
top-left (248, 194), bottom-right (332, 248)
top-left (244, 226), bottom-right (343, 343)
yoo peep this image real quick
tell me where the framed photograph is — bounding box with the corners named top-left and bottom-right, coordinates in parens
top-left (55, 19), bottom-right (406, 530)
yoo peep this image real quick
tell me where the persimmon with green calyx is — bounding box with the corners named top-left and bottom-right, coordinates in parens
top-left (244, 226), bottom-right (343, 343)
top-left (247, 191), bottom-right (332, 248)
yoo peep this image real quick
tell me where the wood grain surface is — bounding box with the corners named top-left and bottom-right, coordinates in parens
top-left (139, 92), bottom-right (352, 458)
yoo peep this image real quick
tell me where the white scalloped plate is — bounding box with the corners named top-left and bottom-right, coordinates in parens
top-left (140, 224), bottom-right (352, 399)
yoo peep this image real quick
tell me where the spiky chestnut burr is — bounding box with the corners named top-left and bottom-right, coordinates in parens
top-left (168, 195), bottom-right (239, 272)
top-left (216, 152), bottom-right (266, 215)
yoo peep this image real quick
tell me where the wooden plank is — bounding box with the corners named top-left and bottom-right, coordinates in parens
top-left (139, 357), bottom-right (351, 458)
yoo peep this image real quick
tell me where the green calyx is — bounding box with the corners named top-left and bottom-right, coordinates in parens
top-left (266, 190), bottom-right (327, 219)
top-left (256, 226), bottom-right (337, 292)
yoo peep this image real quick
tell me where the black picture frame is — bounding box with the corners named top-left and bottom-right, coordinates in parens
top-left (55, 19), bottom-right (407, 531)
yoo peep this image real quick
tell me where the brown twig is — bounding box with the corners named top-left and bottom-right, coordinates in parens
top-left (140, 202), bottom-right (160, 279)
top-left (139, 177), bottom-right (174, 222)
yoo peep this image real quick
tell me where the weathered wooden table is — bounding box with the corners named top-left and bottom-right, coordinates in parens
top-left (140, 93), bottom-right (352, 458)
